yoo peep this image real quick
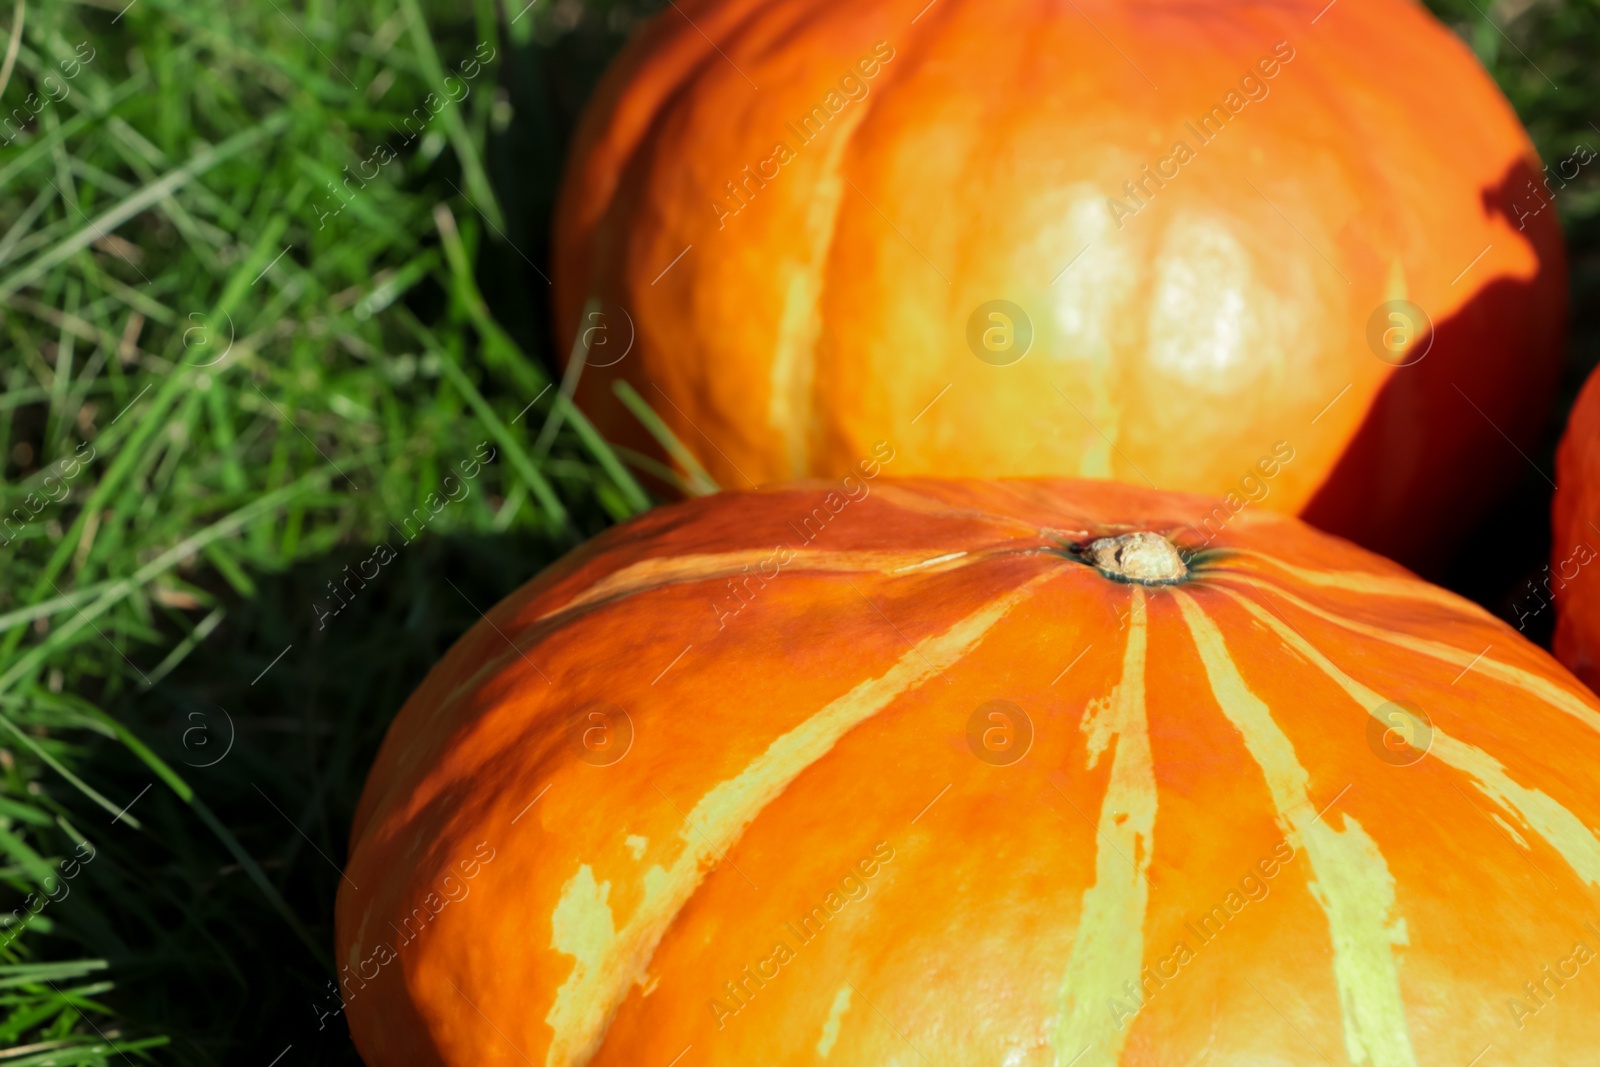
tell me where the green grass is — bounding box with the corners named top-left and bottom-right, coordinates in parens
top-left (1420, 0), bottom-right (1600, 624)
top-left (0, 0), bottom-right (666, 1060)
top-left (0, 0), bottom-right (1594, 1061)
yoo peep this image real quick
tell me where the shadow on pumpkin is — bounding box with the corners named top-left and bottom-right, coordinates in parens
top-left (1301, 155), bottom-right (1568, 581)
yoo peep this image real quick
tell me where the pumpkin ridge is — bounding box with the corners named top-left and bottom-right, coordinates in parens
top-left (425, 541), bottom-right (1058, 731)
top-left (1052, 587), bottom-right (1156, 1066)
top-left (1227, 548), bottom-right (1485, 616)
top-left (768, 59), bottom-right (886, 477)
top-left (1176, 590), bottom-right (1420, 1067)
top-left (562, 0), bottom-right (766, 251)
top-left (432, 556), bottom-right (915, 713)
top-left (1213, 573), bottom-right (1600, 737)
top-left (864, 483), bottom-right (1055, 534)
top-left (1225, 590), bottom-right (1600, 890)
top-left (540, 567), bottom-right (1062, 1067)
top-left (540, 545), bottom-right (1034, 622)
top-left (574, 6), bottom-right (758, 337)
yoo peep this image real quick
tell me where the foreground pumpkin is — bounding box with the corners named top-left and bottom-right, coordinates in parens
top-left (551, 0), bottom-right (1566, 570)
top-left (1552, 366), bottom-right (1600, 688)
top-left (339, 478), bottom-right (1600, 1065)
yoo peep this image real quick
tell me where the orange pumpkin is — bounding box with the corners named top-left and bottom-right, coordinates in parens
top-left (551, 0), bottom-right (1565, 571)
top-left (338, 478), bottom-right (1600, 1065)
top-left (1552, 367), bottom-right (1600, 688)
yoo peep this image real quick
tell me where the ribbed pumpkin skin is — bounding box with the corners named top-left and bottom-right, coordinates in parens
top-left (338, 479), bottom-right (1600, 1067)
top-left (551, 0), bottom-right (1565, 569)
top-left (1553, 369), bottom-right (1600, 688)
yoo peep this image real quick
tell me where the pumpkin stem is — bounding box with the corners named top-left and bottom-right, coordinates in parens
top-left (1084, 532), bottom-right (1188, 585)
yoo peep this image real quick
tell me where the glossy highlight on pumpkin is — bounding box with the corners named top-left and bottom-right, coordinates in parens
top-left (337, 478), bottom-right (1600, 1066)
top-left (551, 0), bottom-right (1565, 571)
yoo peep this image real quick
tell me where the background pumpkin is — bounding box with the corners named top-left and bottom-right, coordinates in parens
top-left (337, 478), bottom-right (1600, 1066)
top-left (551, 0), bottom-right (1566, 572)
top-left (1552, 365), bottom-right (1600, 687)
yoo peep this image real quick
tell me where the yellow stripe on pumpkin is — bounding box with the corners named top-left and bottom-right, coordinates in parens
top-left (432, 547), bottom-right (1004, 712)
top-left (1177, 592), bottom-right (1419, 1067)
top-left (816, 984), bottom-right (853, 1059)
top-left (1053, 588), bottom-right (1157, 1066)
top-left (768, 104), bottom-right (872, 478)
top-left (1229, 550), bottom-right (1482, 615)
top-left (540, 548), bottom-right (1007, 624)
top-left (1215, 574), bottom-right (1600, 738)
top-left (542, 570), bottom-right (1057, 1066)
top-left (1225, 590), bottom-right (1600, 889)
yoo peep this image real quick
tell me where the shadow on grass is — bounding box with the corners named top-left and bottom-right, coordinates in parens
top-left (53, 531), bottom-right (566, 1065)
